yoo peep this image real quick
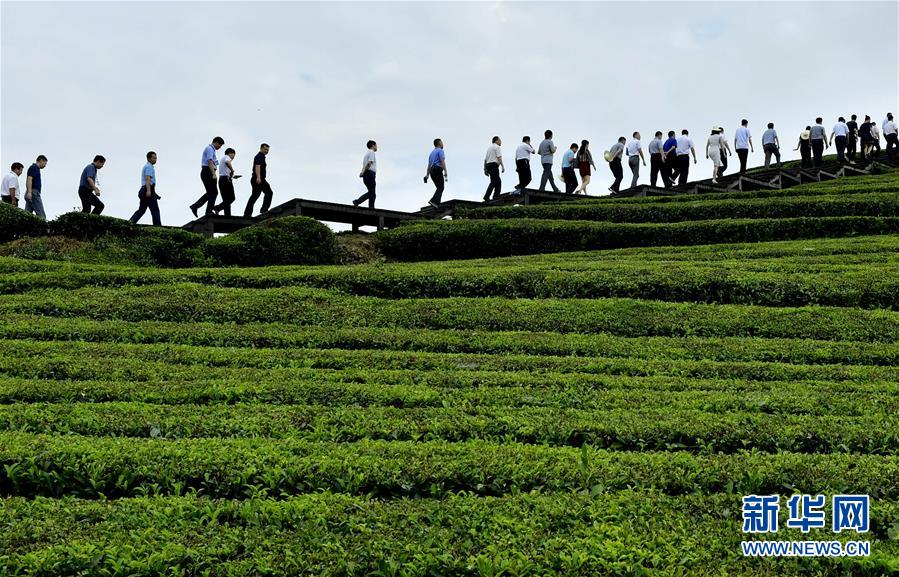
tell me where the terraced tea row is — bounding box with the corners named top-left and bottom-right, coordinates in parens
top-left (4, 433), bottom-right (899, 499)
top-left (4, 340), bottom-right (899, 382)
top-left (461, 192), bottom-right (899, 223)
top-left (4, 374), bottom-right (897, 417)
top-left (5, 492), bottom-right (896, 576)
top-left (2, 315), bottom-right (899, 365)
top-left (378, 216), bottom-right (899, 260)
top-left (3, 259), bottom-right (898, 308)
top-left (3, 286), bottom-right (899, 341)
top-left (0, 402), bottom-right (896, 454)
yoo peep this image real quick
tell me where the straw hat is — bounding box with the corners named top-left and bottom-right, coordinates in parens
top-left (800, 130), bottom-right (811, 140)
top-left (603, 150), bottom-right (613, 162)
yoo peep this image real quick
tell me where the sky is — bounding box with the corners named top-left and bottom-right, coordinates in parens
top-left (2, 1), bottom-right (897, 228)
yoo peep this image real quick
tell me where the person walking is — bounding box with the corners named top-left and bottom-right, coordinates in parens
top-left (607, 136), bottom-right (626, 193)
top-left (130, 151), bottom-right (161, 226)
top-left (648, 131), bottom-right (665, 187)
top-left (871, 120), bottom-right (882, 158)
top-left (626, 132), bottom-right (645, 189)
top-left (561, 142), bottom-right (579, 194)
top-left (675, 130), bottom-right (697, 185)
top-left (734, 119), bottom-right (754, 173)
top-left (244, 143), bottom-right (274, 217)
top-left (24, 155), bottom-right (47, 219)
top-left (353, 140), bottom-right (379, 208)
top-left (883, 113), bottom-right (898, 163)
top-left (706, 128), bottom-right (726, 183)
top-left (794, 126), bottom-right (812, 168)
top-left (514, 136), bottom-right (535, 193)
top-left (78, 155), bottom-right (105, 214)
top-left (859, 115), bottom-right (874, 160)
top-left (574, 139), bottom-right (596, 194)
top-left (810, 118), bottom-right (828, 167)
top-left (190, 136), bottom-right (224, 217)
top-left (830, 117), bottom-right (850, 164)
top-left (717, 127), bottom-right (731, 177)
top-left (212, 148), bottom-right (240, 216)
top-left (2, 163), bottom-right (23, 207)
top-left (424, 138), bottom-right (447, 209)
top-left (847, 114), bottom-right (860, 163)
top-left (482, 136), bottom-right (504, 201)
top-left (762, 123), bottom-right (781, 168)
top-left (662, 130), bottom-right (678, 188)
top-left (537, 130), bottom-right (560, 193)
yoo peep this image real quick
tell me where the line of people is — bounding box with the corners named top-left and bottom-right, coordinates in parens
top-left (4, 113), bottom-right (896, 221)
top-left (189, 138), bottom-right (275, 220)
top-left (1, 140), bottom-right (278, 227)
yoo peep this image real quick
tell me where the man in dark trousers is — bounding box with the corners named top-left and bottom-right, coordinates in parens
top-left (607, 136), bottom-right (625, 193)
top-left (537, 130), bottom-right (560, 193)
top-left (190, 136), bottom-right (224, 217)
top-left (130, 151), bottom-right (161, 226)
top-left (244, 143), bottom-right (273, 217)
top-left (809, 118), bottom-right (828, 167)
top-left (78, 155), bottom-right (106, 214)
top-left (734, 119), bottom-right (753, 174)
top-left (648, 131), bottom-right (664, 187)
top-left (561, 142), bottom-right (579, 193)
top-left (353, 140), bottom-right (378, 208)
top-left (482, 136), bottom-right (504, 201)
top-left (847, 114), bottom-right (860, 163)
top-left (675, 130), bottom-right (697, 186)
top-left (424, 138), bottom-right (447, 209)
top-left (514, 136), bottom-right (535, 192)
top-left (661, 130), bottom-right (677, 188)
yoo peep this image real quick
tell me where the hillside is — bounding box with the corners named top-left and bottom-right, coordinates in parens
top-left (0, 170), bottom-right (898, 574)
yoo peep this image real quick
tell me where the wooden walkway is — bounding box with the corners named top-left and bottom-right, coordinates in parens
top-left (613, 159), bottom-right (897, 199)
top-left (182, 189), bottom-right (603, 236)
top-left (182, 159), bottom-right (897, 236)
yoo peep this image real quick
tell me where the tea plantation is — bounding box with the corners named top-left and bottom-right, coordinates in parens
top-left (1, 171), bottom-right (898, 575)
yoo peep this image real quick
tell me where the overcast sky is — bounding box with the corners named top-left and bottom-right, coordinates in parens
top-left (2, 1), bottom-right (897, 227)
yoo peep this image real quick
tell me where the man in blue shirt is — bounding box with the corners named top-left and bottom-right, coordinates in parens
top-left (244, 143), bottom-right (273, 217)
top-left (424, 138), bottom-right (447, 208)
top-left (78, 155), bottom-right (106, 214)
top-left (561, 142), bottom-right (579, 194)
top-left (25, 155), bottom-right (48, 219)
top-left (190, 136), bottom-right (224, 217)
top-left (661, 131), bottom-right (678, 188)
top-left (130, 151), bottom-right (161, 226)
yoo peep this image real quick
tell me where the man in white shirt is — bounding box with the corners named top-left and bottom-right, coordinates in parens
top-left (483, 136), bottom-right (505, 201)
top-left (675, 130), bottom-right (697, 186)
top-left (734, 119), bottom-right (754, 174)
top-left (829, 117), bottom-right (850, 164)
top-left (514, 136), bottom-right (535, 193)
top-left (870, 121), bottom-right (882, 158)
top-left (625, 132), bottom-right (646, 189)
top-left (883, 113), bottom-right (898, 163)
top-left (2, 163), bottom-right (23, 207)
top-left (353, 140), bottom-right (378, 208)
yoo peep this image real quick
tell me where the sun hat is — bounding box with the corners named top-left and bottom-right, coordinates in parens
top-left (603, 150), bottom-right (613, 162)
top-left (800, 130), bottom-right (811, 140)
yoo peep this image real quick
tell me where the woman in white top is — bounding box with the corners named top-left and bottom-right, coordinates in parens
top-left (706, 128), bottom-right (726, 183)
top-left (213, 148), bottom-right (241, 216)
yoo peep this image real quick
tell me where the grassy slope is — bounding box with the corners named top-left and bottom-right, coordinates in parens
top-left (0, 172), bottom-right (898, 575)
